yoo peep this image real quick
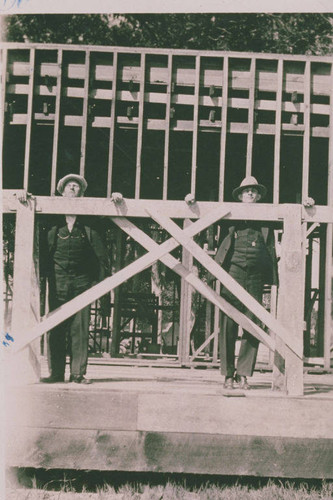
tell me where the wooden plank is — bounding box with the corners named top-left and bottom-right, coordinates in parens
top-left (6, 426), bottom-right (333, 477)
top-left (302, 61), bottom-right (311, 201)
top-left (106, 51), bottom-right (118, 198)
top-left (8, 206), bottom-right (230, 353)
top-left (0, 47), bottom-right (7, 169)
top-left (246, 58), bottom-right (256, 176)
top-left (219, 56), bottom-right (228, 201)
top-left (9, 199), bottom-right (40, 383)
top-left (3, 193), bottom-right (333, 222)
top-left (50, 49), bottom-right (63, 196)
top-left (134, 53), bottom-right (146, 199)
top-left (79, 50), bottom-right (90, 177)
top-left (190, 55), bottom-right (201, 196)
top-left (273, 206), bottom-right (304, 395)
top-left (273, 59), bottom-right (283, 204)
top-left (179, 220), bottom-right (194, 364)
top-left (324, 62), bottom-right (333, 369)
top-left (148, 210), bottom-right (302, 359)
top-left (110, 226), bottom-right (123, 357)
top-left (3, 42), bottom-right (333, 64)
top-left (23, 48), bottom-right (35, 191)
top-left (213, 281), bottom-right (220, 363)
top-left (162, 54), bottom-right (172, 200)
top-left (8, 387), bottom-right (139, 430)
top-left (112, 216), bottom-right (275, 351)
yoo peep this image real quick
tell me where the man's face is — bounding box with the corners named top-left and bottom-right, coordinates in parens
top-left (62, 181), bottom-right (82, 198)
top-left (238, 187), bottom-right (261, 203)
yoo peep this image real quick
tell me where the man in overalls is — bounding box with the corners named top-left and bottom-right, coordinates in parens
top-left (41, 174), bottom-right (110, 384)
top-left (215, 176), bottom-right (278, 390)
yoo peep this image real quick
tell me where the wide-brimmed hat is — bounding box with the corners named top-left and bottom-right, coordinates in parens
top-left (232, 176), bottom-right (267, 200)
top-left (57, 174), bottom-right (88, 195)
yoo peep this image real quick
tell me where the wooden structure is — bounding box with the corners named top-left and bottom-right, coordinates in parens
top-left (5, 366), bottom-right (333, 478)
top-left (1, 43), bottom-right (333, 397)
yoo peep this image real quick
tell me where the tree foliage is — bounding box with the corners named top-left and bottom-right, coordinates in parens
top-left (3, 13), bottom-right (333, 55)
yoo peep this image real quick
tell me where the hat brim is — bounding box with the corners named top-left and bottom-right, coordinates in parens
top-left (232, 183), bottom-right (267, 201)
top-left (57, 174), bottom-right (88, 195)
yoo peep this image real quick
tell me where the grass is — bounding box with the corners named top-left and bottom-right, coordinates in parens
top-left (5, 470), bottom-right (333, 500)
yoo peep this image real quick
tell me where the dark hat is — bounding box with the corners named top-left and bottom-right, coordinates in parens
top-left (232, 176), bottom-right (267, 201)
top-left (57, 174), bottom-right (88, 195)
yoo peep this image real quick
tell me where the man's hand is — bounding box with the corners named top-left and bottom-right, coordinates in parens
top-left (15, 190), bottom-right (35, 206)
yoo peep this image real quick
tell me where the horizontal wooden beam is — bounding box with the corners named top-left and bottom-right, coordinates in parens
top-left (3, 41), bottom-right (333, 64)
top-left (3, 192), bottom-right (332, 223)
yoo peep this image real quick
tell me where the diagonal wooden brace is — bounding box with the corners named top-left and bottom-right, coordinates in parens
top-left (112, 217), bottom-right (275, 351)
top-left (8, 205), bottom-right (230, 354)
top-left (148, 209), bottom-right (302, 360)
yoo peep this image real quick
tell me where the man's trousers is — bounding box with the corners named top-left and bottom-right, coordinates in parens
top-left (48, 275), bottom-right (91, 379)
top-left (220, 264), bottom-right (264, 378)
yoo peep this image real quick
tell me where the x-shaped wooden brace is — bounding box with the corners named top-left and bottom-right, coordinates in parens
top-left (9, 205), bottom-right (301, 363)
top-left (112, 217), bottom-right (275, 357)
top-left (147, 210), bottom-right (302, 360)
top-left (9, 205), bottom-right (229, 353)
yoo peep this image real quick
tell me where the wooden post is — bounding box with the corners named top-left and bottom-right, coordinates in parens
top-left (23, 48), bottom-right (36, 191)
top-left (324, 62), bottom-right (333, 369)
top-left (190, 56), bottom-right (200, 196)
top-left (162, 53), bottom-right (172, 200)
top-left (179, 219), bottom-right (193, 365)
top-left (110, 226), bottom-right (124, 357)
top-left (50, 49), bottom-right (63, 196)
top-left (134, 52), bottom-right (146, 199)
top-left (218, 56), bottom-right (228, 202)
top-left (10, 198), bottom-right (40, 383)
top-left (273, 59), bottom-right (283, 204)
top-left (273, 205), bottom-right (304, 395)
top-left (245, 58), bottom-right (256, 176)
top-left (323, 224), bottom-right (332, 370)
top-left (106, 51), bottom-right (118, 198)
top-left (79, 49), bottom-right (91, 177)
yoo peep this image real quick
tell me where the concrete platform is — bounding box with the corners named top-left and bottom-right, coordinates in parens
top-left (5, 362), bottom-right (333, 478)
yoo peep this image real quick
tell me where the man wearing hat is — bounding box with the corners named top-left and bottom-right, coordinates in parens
top-left (40, 174), bottom-right (110, 384)
top-left (215, 176), bottom-right (278, 390)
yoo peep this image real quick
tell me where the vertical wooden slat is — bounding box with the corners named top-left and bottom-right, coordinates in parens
top-left (302, 61), bottom-right (311, 202)
top-left (245, 58), bottom-right (256, 177)
top-left (219, 56), bottom-right (229, 202)
top-left (134, 53), bottom-right (146, 199)
top-left (273, 205), bottom-right (304, 396)
top-left (0, 47), bottom-right (7, 171)
top-left (11, 199), bottom-right (40, 383)
top-left (50, 49), bottom-right (63, 195)
top-left (212, 280), bottom-right (220, 363)
top-left (179, 219), bottom-right (193, 365)
top-left (23, 48), bottom-right (36, 191)
top-left (162, 53), bottom-right (173, 200)
top-left (324, 62), bottom-right (333, 369)
top-left (79, 50), bottom-right (91, 177)
top-left (110, 227), bottom-right (124, 357)
top-left (190, 55), bottom-right (201, 196)
top-left (106, 50), bottom-right (118, 198)
top-left (273, 59), bottom-right (283, 204)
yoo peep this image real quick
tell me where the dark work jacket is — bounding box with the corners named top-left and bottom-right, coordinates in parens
top-left (214, 224), bottom-right (279, 286)
top-left (40, 216), bottom-right (110, 312)
top-left (45, 219), bottom-right (109, 284)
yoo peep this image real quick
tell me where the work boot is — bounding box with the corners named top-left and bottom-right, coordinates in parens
top-left (70, 375), bottom-right (92, 385)
top-left (223, 376), bottom-right (234, 389)
top-left (238, 375), bottom-right (250, 390)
